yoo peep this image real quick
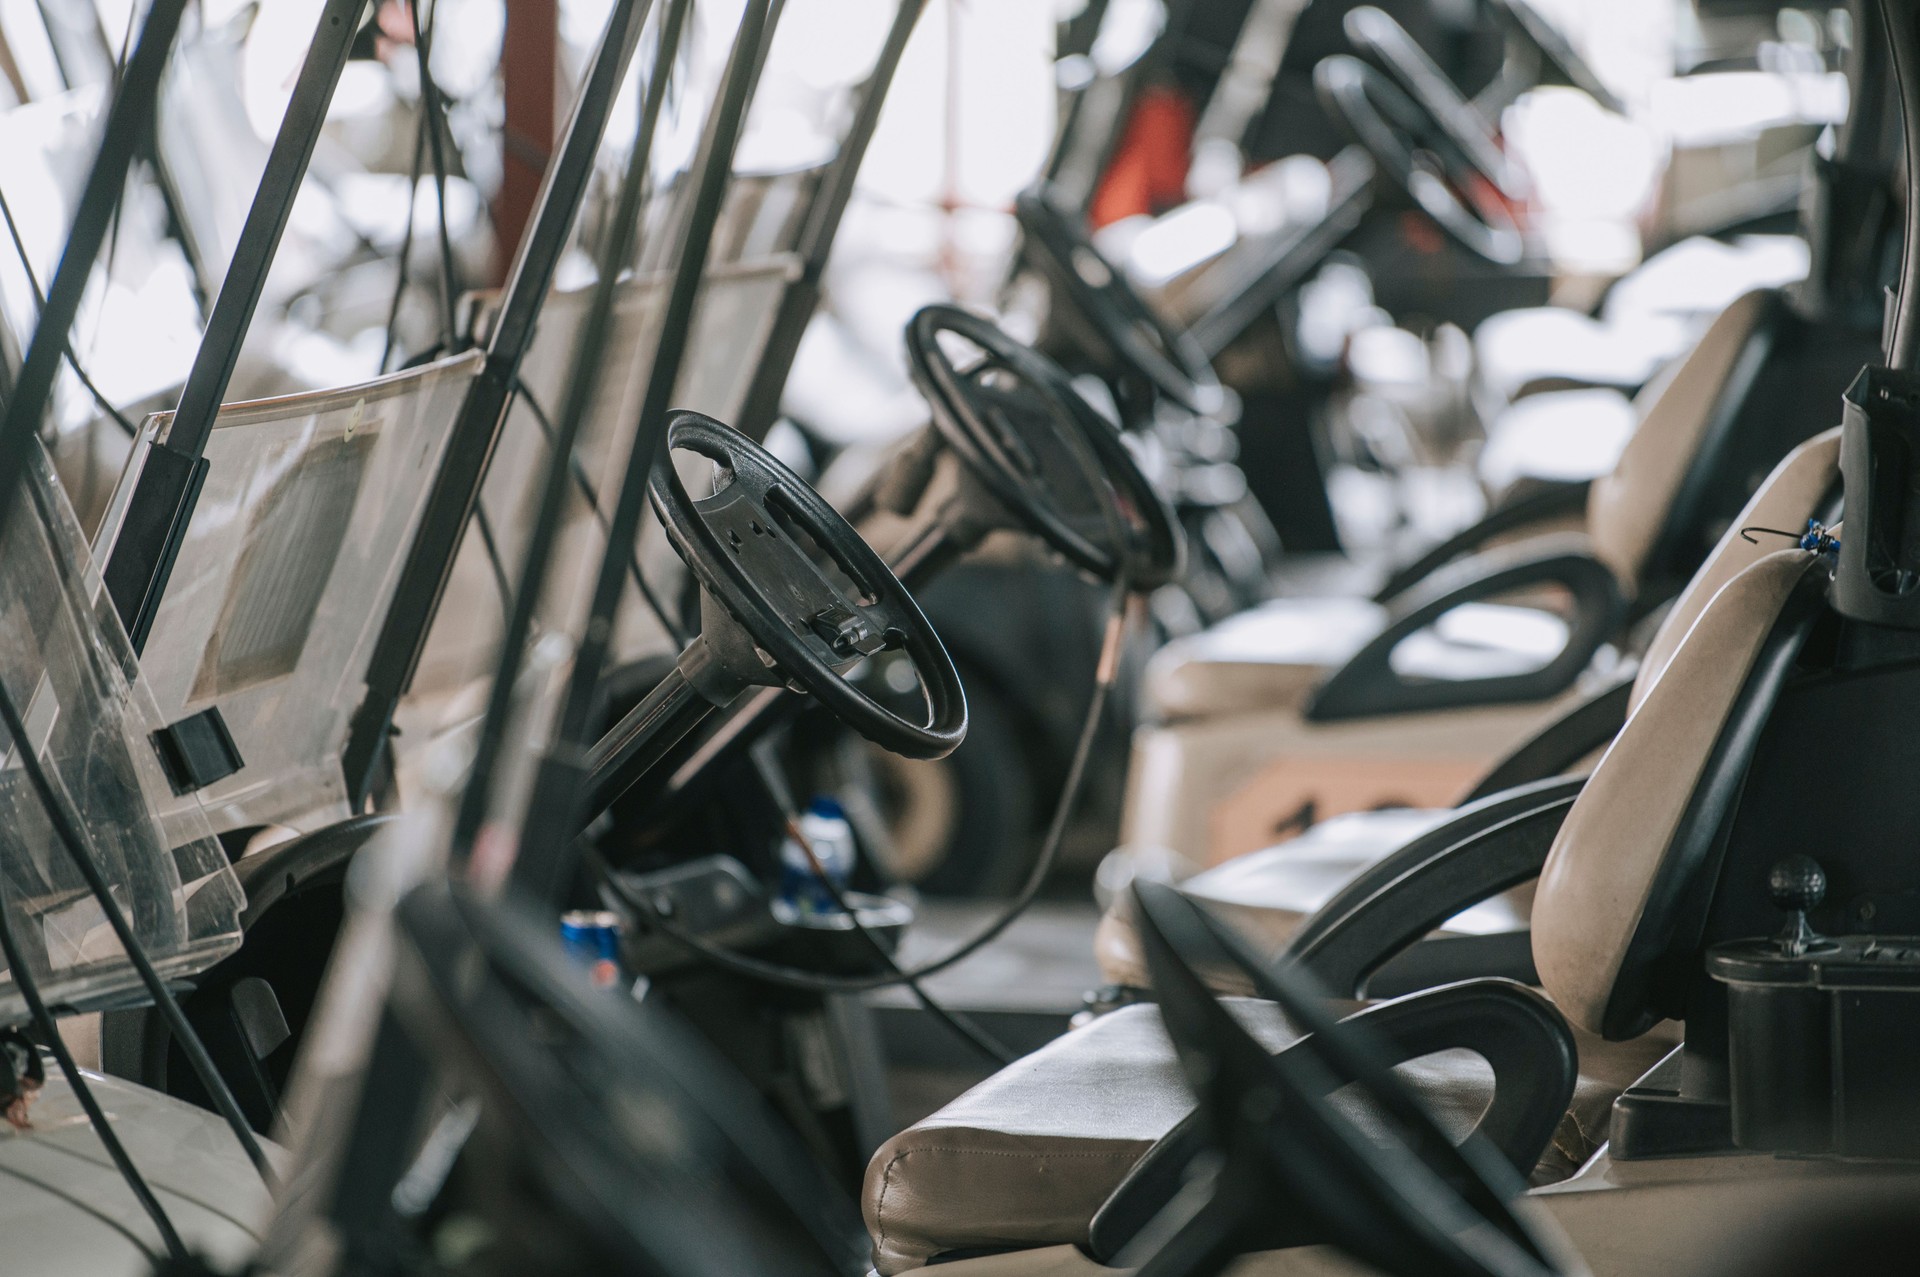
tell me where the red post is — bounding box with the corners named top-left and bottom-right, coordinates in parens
top-left (495, 0), bottom-right (558, 282)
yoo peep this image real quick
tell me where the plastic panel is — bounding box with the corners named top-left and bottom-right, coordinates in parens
top-left (0, 443), bottom-right (241, 1023)
top-left (97, 352), bottom-right (485, 832)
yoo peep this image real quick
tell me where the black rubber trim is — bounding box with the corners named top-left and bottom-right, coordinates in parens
top-left (1461, 674), bottom-right (1631, 802)
top-left (1086, 978), bottom-right (1576, 1262)
top-left (1286, 776), bottom-right (1585, 999)
top-left (1599, 563), bottom-right (1826, 1040)
top-left (1373, 480), bottom-right (1592, 605)
top-left (230, 813), bottom-right (397, 930)
top-left (1308, 536), bottom-right (1624, 721)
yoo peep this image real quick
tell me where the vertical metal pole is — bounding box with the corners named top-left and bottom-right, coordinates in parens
top-left (98, 0), bottom-right (370, 650)
top-left (502, 0), bottom-right (783, 901)
top-left (0, 0), bottom-right (187, 540)
top-left (340, 0), bottom-right (651, 807)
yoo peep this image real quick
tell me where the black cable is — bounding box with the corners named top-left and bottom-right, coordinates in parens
top-left (410, 0), bottom-right (462, 348)
top-left (511, 373), bottom-right (690, 646)
top-left (1884, 0), bottom-right (1920, 370)
top-left (472, 497), bottom-right (514, 616)
top-left (0, 893), bottom-right (188, 1263)
top-left (0, 180), bottom-right (138, 437)
top-left (744, 752), bottom-right (1014, 1066)
top-left (590, 565), bottom-right (1134, 996)
top-left (378, 108), bottom-right (428, 374)
top-left (0, 666), bottom-right (273, 1184)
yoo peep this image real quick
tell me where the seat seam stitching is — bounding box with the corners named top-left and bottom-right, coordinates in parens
top-left (874, 1145), bottom-right (1147, 1251)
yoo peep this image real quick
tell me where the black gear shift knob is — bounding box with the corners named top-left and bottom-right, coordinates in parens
top-left (1768, 855), bottom-right (1827, 915)
top-left (1768, 855), bottom-right (1828, 957)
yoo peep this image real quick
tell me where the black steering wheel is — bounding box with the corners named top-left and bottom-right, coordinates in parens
top-left (1345, 7), bottom-right (1513, 197)
top-left (385, 880), bottom-right (867, 1276)
top-left (1014, 186), bottom-right (1227, 420)
top-left (650, 412), bottom-right (967, 760)
top-left (1129, 881), bottom-right (1582, 1277)
top-left (1486, 0), bottom-right (1625, 116)
top-left (1316, 53), bottom-right (1524, 267)
top-left (905, 304), bottom-right (1184, 589)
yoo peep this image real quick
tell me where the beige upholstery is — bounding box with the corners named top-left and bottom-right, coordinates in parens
top-left (1121, 697), bottom-right (1565, 868)
top-left (864, 1001), bottom-right (1312, 1274)
top-left (1144, 598), bottom-right (1386, 721)
top-left (1630, 427), bottom-right (1838, 708)
top-left (1587, 289), bottom-right (1774, 589)
top-left (1533, 547), bottom-right (1818, 1036)
top-left (1095, 807), bottom-right (1497, 991)
top-left (1099, 429), bottom-right (1842, 987)
top-left (864, 1000), bottom-right (1679, 1273)
top-left (1137, 288), bottom-right (1777, 733)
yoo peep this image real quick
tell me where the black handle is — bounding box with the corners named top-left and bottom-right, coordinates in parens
top-left (1286, 777), bottom-right (1583, 999)
top-left (1087, 978), bottom-right (1577, 1262)
top-left (1308, 535), bottom-right (1623, 721)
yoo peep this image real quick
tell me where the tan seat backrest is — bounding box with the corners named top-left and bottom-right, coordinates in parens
top-left (1533, 547), bottom-right (1820, 1036)
top-left (1588, 289), bottom-right (1777, 590)
top-left (1627, 426), bottom-right (1840, 712)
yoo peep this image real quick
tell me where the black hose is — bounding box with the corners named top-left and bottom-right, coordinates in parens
top-left (0, 182), bottom-right (139, 437)
top-left (513, 374), bottom-right (690, 647)
top-left (747, 752), bottom-right (1014, 1066)
top-left (378, 106), bottom-right (428, 374)
top-left (411, 0), bottom-right (462, 348)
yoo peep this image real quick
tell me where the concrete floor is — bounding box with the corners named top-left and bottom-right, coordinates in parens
top-left (866, 899), bottom-right (1104, 1129)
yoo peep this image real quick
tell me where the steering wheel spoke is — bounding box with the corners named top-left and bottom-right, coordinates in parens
top-left (1014, 186), bottom-right (1227, 419)
top-left (650, 411), bottom-right (966, 760)
top-left (908, 304), bottom-right (1182, 588)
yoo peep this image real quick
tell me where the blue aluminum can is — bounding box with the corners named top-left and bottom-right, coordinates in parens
top-left (560, 910), bottom-right (623, 988)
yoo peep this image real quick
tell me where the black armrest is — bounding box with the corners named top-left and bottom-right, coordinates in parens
top-left (1460, 673), bottom-right (1632, 802)
top-left (1373, 479), bottom-right (1591, 605)
top-left (1285, 776), bottom-right (1583, 999)
top-left (1086, 978), bottom-right (1577, 1262)
top-left (1306, 534), bottom-right (1623, 722)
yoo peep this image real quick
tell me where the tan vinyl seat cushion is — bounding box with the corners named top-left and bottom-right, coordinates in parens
top-left (1096, 806), bottom-right (1503, 989)
top-left (1144, 597), bottom-right (1386, 721)
top-left (1145, 597), bottom-right (1579, 724)
top-left (863, 1000), bottom-right (1678, 1273)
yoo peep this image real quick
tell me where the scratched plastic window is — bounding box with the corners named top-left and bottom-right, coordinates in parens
top-left (190, 431), bottom-right (376, 702)
top-left (0, 442), bottom-right (241, 1021)
top-left (96, 354), bottom-right (483, 832)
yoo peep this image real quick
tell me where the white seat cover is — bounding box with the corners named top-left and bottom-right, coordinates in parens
top-left (862, 996), bottom-right (1675, 1273)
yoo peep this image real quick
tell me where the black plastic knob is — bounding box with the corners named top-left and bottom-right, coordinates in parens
top-left (1767, 855), bottom-right (1827, 915)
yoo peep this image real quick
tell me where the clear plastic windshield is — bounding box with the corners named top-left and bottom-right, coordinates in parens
top-left (0, 443), bottom-right (241, 1024)
top-left (95, 352), bottom-right (486, 833)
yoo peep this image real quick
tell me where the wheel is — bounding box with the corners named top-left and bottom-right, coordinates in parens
top-left (858, 668), bottom-right (1037, 898)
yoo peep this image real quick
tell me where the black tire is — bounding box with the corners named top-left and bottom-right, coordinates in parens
top-left (865, 675), bottom-right (1037, 898)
